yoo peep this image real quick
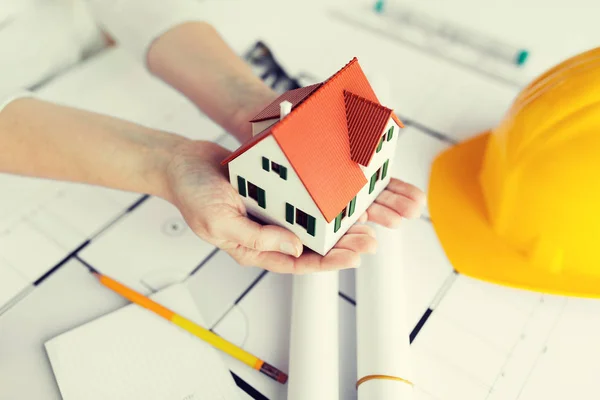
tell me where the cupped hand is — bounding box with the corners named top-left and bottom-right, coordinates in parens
top-left (164, 140), bottom-right (424, 274)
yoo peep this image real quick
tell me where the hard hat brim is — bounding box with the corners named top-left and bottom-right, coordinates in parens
top-left (428, 132), bottom-right (600, 298)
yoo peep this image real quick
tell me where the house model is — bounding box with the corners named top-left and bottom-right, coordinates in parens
top-left (221, 58), bottom-right (403, 256)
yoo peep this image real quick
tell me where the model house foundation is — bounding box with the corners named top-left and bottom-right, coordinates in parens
top-left (221, 58), bottom-right (403, 256)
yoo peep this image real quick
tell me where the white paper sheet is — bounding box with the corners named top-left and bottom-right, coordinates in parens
top-left (356, 225), bottom-right (413, 399)
top-left (44, 283), bottom-right (241, 400)
top-left (288, 271), bottom-right (340, 400)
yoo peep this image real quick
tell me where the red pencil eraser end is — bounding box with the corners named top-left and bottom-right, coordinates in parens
top-left (278, 373), bottom-right (288, 384)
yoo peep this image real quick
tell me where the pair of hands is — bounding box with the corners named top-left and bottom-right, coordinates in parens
top-left (163, 140), bottom-right (425, 274)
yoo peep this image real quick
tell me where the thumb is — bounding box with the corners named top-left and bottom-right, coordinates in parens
top-left (220, 215), bottom-right (303, 257)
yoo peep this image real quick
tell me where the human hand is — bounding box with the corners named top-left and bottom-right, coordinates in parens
top-left (355, 178), bottom-right (426, 227)
top-left (163, 140), bottom-right (424, 274)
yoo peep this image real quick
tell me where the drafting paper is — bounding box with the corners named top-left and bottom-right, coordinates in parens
top-left (44, 283), bottom-right (240, 400)
top-left (0, 221), bottom-right (66, 282)
top-left (42, 183), bottom-right (129, 239)
top-left (287, 271), bottom-right (339, 400)
top-left (0, 260), bottom-right (29, 311)
top-left (356, 225), bottom-right (413, 399)
top-left (78, 197), bottom-right (216, 293)
top-left (0, 259), bottom-right (126, 399)
top-left (185, 250), bottom-right (264, 328)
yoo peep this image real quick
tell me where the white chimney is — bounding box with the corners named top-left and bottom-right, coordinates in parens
top-left (280, 100), bottom-right (292, 120)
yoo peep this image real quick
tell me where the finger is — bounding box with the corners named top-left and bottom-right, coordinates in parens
top-left (236, 247), bottom-right (359, 274)
top-left (386, 178), bottom-right (426, 203)
top-left (375, 189), bottom-right (423, 218)
top-left (254, 240), bottom-right (368, 273)
top-left (218, 215), bottom-right (303, 257)
top-left (357, 212), bottom-right (368, 223)
top-left (231, 247), bottom-right (297, 273)
top-left (365, 202), bottom-right (403, 228)
top-left (319, 248), bottom-right (362, 271)
top-left (334, 232), bottom-right (377, 254)
top-left (345, 223), bottom-right (376, 238)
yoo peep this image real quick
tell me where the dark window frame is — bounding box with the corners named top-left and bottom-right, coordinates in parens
top-left (237, 176), bottom-right (247, 197)
top-left (376, 135), bottom-right (384, 153)
top-left (348, 196), bottom-right (357, 217)
top-left (262, 157), bottom-right (270, 171)
top-left (285, 203), bottom-right (294, 224)
top-left (382, 159), bottom-right (390, 179)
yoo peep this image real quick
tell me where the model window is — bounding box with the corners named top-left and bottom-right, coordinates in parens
top-left (387, 126), bottom-right (394, 141)
top-left (272, 161), bottom-right (280, 174)
top-left (334, 206), bottom-right (347, 233)
top-left (271, 161), bottom-right (288, 180)
top-left (296, 208), bottom-right (308, 228)
top-left (248, 181), bottom-right (266, 208)
top-left (296, 207), bottom-right (316, 236)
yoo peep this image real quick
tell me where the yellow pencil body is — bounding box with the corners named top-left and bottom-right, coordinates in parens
top-left (92, 272), bottom-right (287, 384)
top-left (171, 315), bottom-right (261, 369)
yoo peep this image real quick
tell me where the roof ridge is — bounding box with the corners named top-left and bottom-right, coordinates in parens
top-left (249, 82), bottom-right (323, 122)
top-left (273, 57), bottom-right (359, 132)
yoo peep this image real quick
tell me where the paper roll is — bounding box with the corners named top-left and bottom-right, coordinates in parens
top-left (287, 271), bottom-right (339, 400)
top-left (356, 224), bottom-right (413, 399)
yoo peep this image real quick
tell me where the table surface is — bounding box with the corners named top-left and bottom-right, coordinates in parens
top-left (1, 0), bottom-right (599, 399)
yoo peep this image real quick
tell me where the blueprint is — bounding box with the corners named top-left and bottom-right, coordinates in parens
top-left (2, 1), bottom-right (600, 399)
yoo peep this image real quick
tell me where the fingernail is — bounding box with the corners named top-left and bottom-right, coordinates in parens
top-left (280, 242), bottom-right (299, 257)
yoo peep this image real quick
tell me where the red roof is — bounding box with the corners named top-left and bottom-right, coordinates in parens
top-left (344, 90), bottom-right (393, 166)
top-left (249, 83), bottom-right (322, 122)
top-left (222, 58), bottom-right (403, 222)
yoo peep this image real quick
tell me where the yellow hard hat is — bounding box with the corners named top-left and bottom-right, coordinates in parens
top-left (428, 46), bottom-right (600, 298)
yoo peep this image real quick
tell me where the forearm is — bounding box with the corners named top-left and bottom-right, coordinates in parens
top-left (146, 22), bottom-right (278, 143)
top-left (0, 96), bottom-right (187, 199)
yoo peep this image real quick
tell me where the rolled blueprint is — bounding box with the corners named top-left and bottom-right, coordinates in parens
top-left (356, 224), bottom-right (413, 399)
top-left (287, 270), bottom-right (339, 400)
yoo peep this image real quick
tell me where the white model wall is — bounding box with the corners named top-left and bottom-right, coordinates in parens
top-left (228, 135), bottom-right (328, 254)
top-left (322, 117), bottom-right (400, 254)
top-left (251, 118), bottom-right (278, 136)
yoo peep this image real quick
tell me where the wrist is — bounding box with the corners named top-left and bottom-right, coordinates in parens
top-left (141, 130), bottom-right (191, 202)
